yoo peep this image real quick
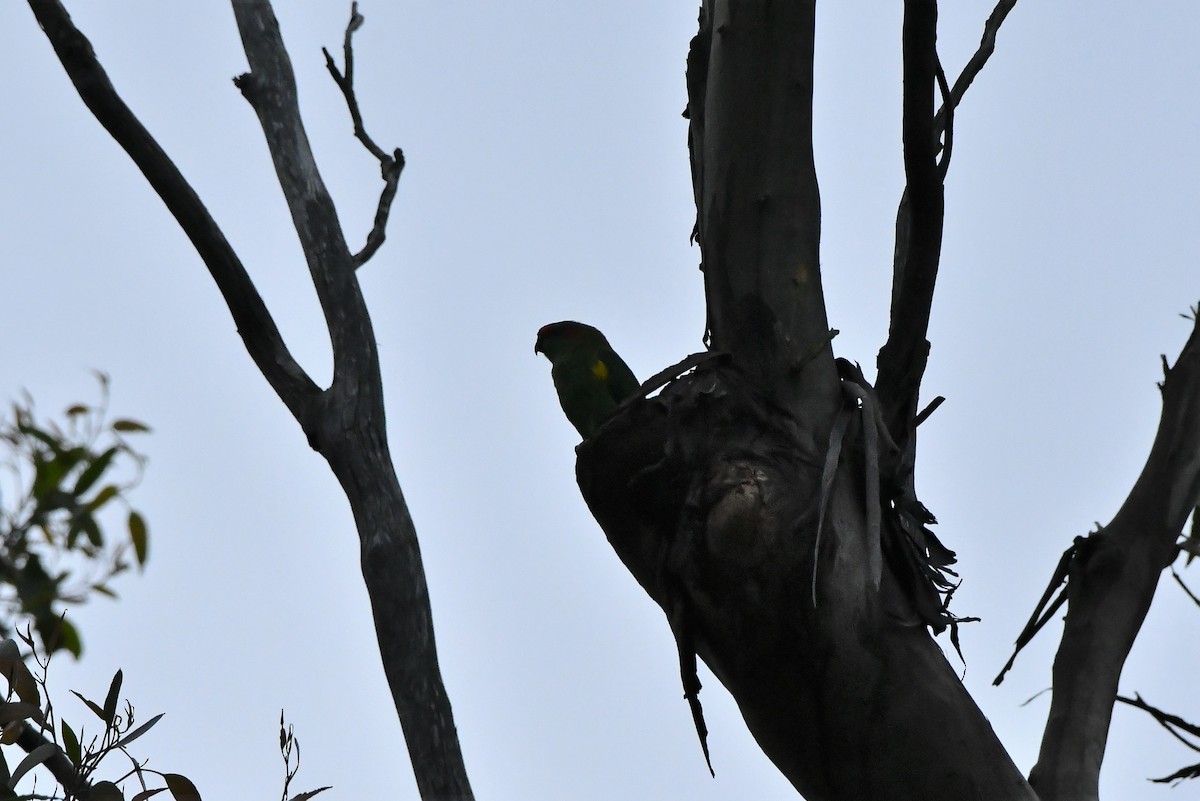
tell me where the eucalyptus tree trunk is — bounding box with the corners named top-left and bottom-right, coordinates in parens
top-left (577, 3), bottom-right (1035, 798)
top-left (580, 2), bottom-right (1200, 799)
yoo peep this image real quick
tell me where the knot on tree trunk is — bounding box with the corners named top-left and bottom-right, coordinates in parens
top-left (576, 359), bottom-right (823, 625)
top-left (573, 358), bottom-right (1001, 800)
top-left (576, 358), bottom-right (961, 646)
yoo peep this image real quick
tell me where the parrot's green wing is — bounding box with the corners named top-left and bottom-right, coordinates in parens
top-left (598, 345), bottom-right (641, 407)
top-left (536, 321), bottom-right (641, 439)
top-left (550, 356), bottom-right (619, 439)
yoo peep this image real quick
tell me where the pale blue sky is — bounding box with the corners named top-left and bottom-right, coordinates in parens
top-left (3, 2), bottom-right (1199, 799)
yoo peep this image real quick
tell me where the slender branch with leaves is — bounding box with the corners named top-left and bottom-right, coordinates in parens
top-left (0, 376), bottom-right (150, 658)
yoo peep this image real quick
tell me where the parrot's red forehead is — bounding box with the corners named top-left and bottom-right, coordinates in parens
top-left (538, 321), bottom-right (589, 339)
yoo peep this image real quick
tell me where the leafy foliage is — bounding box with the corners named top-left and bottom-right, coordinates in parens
top-left (0, 375), bottom-right (150, 658)
top-left (278, 712), bottom-right (330, 801)
top-left (0, 381), bottom-right (203, 799)
top-left (0, 629), bottom-right (198, 800)
top-left (0, 382), bottom-right (325, 800)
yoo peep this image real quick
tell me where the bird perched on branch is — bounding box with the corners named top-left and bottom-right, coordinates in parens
top-left (535, 321), bottom-right (640, 439)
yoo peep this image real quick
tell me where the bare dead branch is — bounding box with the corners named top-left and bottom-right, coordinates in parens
top-left (1116, 693), bottom-right (1200, 751)
top-left (933, 0), bottom-right (1019, 137)
top-left (877, 0), bottom-right (1017, 475)
top-left (31, 2), bottom-right (473, 798)
top-left (230, 6), bottom-right (473, 799)
top-left (1180, 514), bottom-right (1200, 560)
top-left (322, 2), bottom-right (406, 268)
top-left (1150, 763), bottom-right (1200, 785)
top-left (352, 150), bottom-right (404, 268)
top-left (935, 55), bottom-right (954, 180)
top-left (1031, 315), bottom-right (1200, 800)
top-left (322, 3), bottom-right (384, 160)
top-left (25, 0), bottom-right (319, 422)
top-left (1115, 694), bottom-right (1200, 783)
top-left (912, 394), bottom-right (945, 428)
top-left (667, 596), bottom-right (713, 777)
top-left (875, 0), bottom-right (945, 463)
top-left (232, 4), bottom-right (367, 373)
top-left (1170, 565), bottom-right (1200, 607)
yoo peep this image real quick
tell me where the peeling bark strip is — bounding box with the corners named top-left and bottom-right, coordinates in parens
top-left (28, 2), bottom-right (473, 798)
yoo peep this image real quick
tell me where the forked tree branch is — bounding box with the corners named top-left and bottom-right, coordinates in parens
top-left (231, 2), bottom-right (367, 381)
top-left (29, 3), bottom-right (474, 798)
top-left (934, 0), bottom-right (1019, 137)
top-left (232, 6), bottom-right (474, 798)
top-left (26, 0), bottom-right (319, 423)
top-left (322, 2), bottom-right (405, 268)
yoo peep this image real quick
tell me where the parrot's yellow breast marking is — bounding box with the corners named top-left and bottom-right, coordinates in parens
top-left (591, 359), bottom-right (609, 382)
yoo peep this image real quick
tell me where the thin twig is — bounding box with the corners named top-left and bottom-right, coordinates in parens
top-left (1170, 565), bottom-right (1200, 608)
top-left (935, 55), bottom-right (954, 180)
top-left (355, 148), bottom-right (404, 267)
top-left (913, 395), bottom-right (945, 428)
top-left (1115, 693), bottom-right (1200, 751)
top-left (994, 537), bottom-right (1080, 686)
top-left (322, 4), bottom-right (383, 160)
top-left (933, 0), bottom-right (1019, 137)
top-left (322, 2), bottom-right (405, 268)
top-left (14, 722), bottom-right (87, 796)
top-left (1116, 694), bottom-right (1200, 786)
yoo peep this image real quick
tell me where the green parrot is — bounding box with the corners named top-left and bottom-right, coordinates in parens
top-left (535, 321), bottom-right (641, 439)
